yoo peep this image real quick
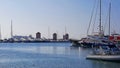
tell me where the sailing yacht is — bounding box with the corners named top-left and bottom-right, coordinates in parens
top-left (72, 0), bottom-right (106, 48)
top-left (86, 0), bottom-right (120, 62)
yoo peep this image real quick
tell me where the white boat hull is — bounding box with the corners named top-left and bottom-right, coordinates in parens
top-left (86, 55), bottom-right (120, 62)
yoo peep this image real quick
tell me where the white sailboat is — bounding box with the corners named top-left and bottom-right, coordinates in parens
top-left (71, 0), bottom-right (106, 48)
top-left (86, 0), bottom-right (120, 62)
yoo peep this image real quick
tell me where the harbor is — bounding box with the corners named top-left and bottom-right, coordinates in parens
top-left (0, 0), bottom-right (119, 68)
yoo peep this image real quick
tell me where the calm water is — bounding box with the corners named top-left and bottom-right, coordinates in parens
top-left (0, 43), bottom-right (119, 68)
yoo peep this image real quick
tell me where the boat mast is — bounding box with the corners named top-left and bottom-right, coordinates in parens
top-left (99, 0), bottom-right (102, 36)
top-left (11, 20), bottom-right (13, 38)
top-left (87, 0), bottom-right (96, 36)
top-left (65, 26), bottom-right (67, 34)
top-left (48, 27), bottom-right (50, 39)
top-left (0, 25), bottom-right (1, 40)
top-left (109, 2), bottom-right (111, 36)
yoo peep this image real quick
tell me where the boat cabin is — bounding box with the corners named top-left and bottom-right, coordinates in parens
top-left (92, 44), bottom-right (120, 55)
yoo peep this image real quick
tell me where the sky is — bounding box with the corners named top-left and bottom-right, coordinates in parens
top-left (0, 0), bottom-right (119, 39)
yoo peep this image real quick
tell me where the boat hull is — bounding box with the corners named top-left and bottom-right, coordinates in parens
top-left (71, 40), bottom-right (93, 48)
top-left (86, 55), bottom-right (120, 62)
top-left (72, 42), bottom-right (93, 48)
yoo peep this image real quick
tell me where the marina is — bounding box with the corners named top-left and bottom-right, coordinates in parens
top-left (0, 0), bottom-right (119, 68)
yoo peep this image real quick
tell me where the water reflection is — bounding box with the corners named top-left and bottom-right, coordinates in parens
top-left (0, 45), bottom-right (84, 56)
top-left (43, 46), bottom-right (67, 54)
top-left (89, 60), bottom-right (120, 68)
top-left (0, 43), bottom-right (119, 68)
top-left (0, 58), bottom-right (34, 63)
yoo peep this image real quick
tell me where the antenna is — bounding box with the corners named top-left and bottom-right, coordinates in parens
top-left (11, 20), bottom-right (13, 38)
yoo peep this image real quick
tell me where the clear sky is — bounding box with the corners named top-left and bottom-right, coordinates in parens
top-left (0, 0), bottom-right (119, 39)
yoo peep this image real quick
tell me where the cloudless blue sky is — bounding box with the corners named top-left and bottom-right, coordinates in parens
top-left (0, 0), bottom-right (119, 39)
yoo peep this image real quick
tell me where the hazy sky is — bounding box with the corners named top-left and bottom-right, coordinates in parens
top-left (0, 0), bottom-right (119, 39)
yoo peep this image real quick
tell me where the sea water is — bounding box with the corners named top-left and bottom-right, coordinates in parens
top-left (0, 43), bottom-right (119, 68)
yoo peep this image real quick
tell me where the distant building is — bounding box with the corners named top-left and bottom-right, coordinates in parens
top-left (12, 35), bottom-right (34, 41)
top-left (63, 35), bottom-right (65, 40)
top-left (36, 32), bottom-right (41, 39)
top-left (65, 33), bottom-right (69, 40)
top-left (53, 33), bottom-right (57, 40)
top-left (63, 33), bottom-right (69, 40)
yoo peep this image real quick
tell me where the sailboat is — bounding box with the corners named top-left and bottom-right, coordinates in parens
top-left (72, 0), bottom-right (106, 48)
top-left (86, 0), bottom-right (120, 62)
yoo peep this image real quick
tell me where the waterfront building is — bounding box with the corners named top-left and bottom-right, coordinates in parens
top-left (53, 33), bottom-right (57, 40)
top-left (36, 32), bottom-right (41, 39)
top-left (63, 35), bottom-right (65, 40)
top-left (63, 33), bottom-right (69, 40)
top-left (12, 35), bottom-right (34, 42)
